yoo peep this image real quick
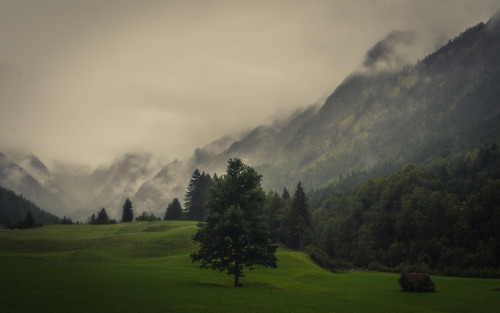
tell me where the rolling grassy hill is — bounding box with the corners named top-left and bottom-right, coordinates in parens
top-left (1, 222), bottom-right (499, 313)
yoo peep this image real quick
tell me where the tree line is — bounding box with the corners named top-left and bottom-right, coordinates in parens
top-left (84, 170), bottom-right (214, 224)
top-left (45, 144), bottom-right (500, 278)
top-left (0, 186), bottom-right (59, 229)
top-left (310, 144), bottom-right (500, 277)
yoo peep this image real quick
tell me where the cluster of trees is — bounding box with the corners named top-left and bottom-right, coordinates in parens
top-left (189, 159), bottom-right (326, 286)
top-left (136, 211), bottom-right (161, 221)
top-left (1, 211), bottom-right (40, 230)
top-left (0, 186), bottom-right (58, 227)
top-left (83, 170), bottom-right (214, 225)
top-left (162, 170), bottom-right (213, 221)
top-left (57, 216), bottom-right (77, 225)
top-left (28, 143), bottom-right (497, 280)
top-left (183, 170), bottom-right (213, 220)
top-left (88, 208), bottom-right (118, 225)
top-left (311, 145), bottom-right (500, 277)
top-left (262, 183), bottom-right (312, 250)
top-left (191, 159), bottom-right (277, 286)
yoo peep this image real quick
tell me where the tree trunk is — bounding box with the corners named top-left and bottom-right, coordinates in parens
top-left (234, 273), bottom-right (242, 287)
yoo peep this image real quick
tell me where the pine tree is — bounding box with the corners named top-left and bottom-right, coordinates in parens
top-left (24, 211), bottom-right (35, 228)
top-left (191, 159), bottom-right (277, 287)
top-left (96, 208), bottom-right (109, 225)
top-left (263, 191), bottom-right (287, 242)
top-left (184, 170), bottom-right (213, 221)
top-left (121, 198), bottom-right (134, 223)
top-left (286, 182), bottom-right (311, 249)
top-left (164, 198), bottom-right (183, 220)
top-left (282, 187), bottom-right (290, 200)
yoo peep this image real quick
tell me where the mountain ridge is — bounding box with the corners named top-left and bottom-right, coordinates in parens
top-left (1, 11), bottom-right (499, 220)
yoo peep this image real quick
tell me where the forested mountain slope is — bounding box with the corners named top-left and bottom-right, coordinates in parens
top-left (141, 11), bottom-right (500, 201)
top-left (0, 186), bottom-right (59, 226)
top-left (312, 144), bottom-right (500, 275)
top-left (257, 13), bottom-right (500, 190)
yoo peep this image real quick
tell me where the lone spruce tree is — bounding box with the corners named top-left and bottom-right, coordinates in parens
top-left (121, 198), bottom-right (134, 223)
top-left (191, 158), bottom-right (278, 287)
top-left (164, 198), bottom-right (183, 220)
top-left (286, 182), bottom-right (311, 249)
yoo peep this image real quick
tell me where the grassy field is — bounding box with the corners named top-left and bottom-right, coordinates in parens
top-left (1, 221), bottom-right (499, 313)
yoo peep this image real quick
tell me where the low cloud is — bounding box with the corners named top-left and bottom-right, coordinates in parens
top-left (0, 1), bottom-right (498, 169)
top-left (358, 28), bottom-right (448, 74)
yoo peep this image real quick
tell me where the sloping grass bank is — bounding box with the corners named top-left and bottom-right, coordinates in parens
top-left (1, 222), bottom-right (499, 313)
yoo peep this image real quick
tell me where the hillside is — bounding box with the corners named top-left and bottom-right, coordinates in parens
top-left (244, 12), bottom-right (500, 190)
top-left (134, 11), bottom-right (500, 209)
top-left (0, 152), bottom-right (161, 220)
top-left (0, 186), bottom-right (59, 226)
top-left (1, 222), bottom-right (499, 313)
top-left (0, 152), bottom-right (67, 217)
top-left (312, 144), bottom-right (500, 274)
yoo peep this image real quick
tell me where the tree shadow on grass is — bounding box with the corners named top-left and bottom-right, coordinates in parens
top-left (193, 281), bottom-right (282, 290)
top-left (193, 282), bottom-right (231, 288)
top-left (243, 281), bottom-right (283, 290)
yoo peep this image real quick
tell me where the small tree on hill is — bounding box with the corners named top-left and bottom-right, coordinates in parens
top-left (96, 208), bottom-right (109, 225)
top-left (121, 198), bottom-right (134, 223)
top-left (164, 198), bottom-right (183, 220)
top-left (136, 211), bottom-right (161, 221)
top-left (191, 158), bottom-right (278, 287)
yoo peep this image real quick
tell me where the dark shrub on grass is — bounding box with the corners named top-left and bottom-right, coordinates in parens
top-left (305, 245), bottom-right (332, 269)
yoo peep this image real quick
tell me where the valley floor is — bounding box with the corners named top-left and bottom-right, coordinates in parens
top-left (1, 222), bottom-right (499, 313)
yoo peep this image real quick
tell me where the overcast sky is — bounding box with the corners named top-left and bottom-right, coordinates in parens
top-left (0, 0), bottom-right (498, 169)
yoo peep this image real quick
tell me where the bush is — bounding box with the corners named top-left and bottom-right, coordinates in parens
top-left (368, 261), bottom-right (394, 273)
top-left (304, 244), bottom-right (350, 271)
top-left (305, 244), bottom-right (332, 269)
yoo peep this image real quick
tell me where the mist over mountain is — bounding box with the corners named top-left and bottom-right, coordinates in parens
top-left (0, 152), bottom-right (162, 221)
top-left (151, 11), bottom-right (500, 196)
top-left (1, 11), bottom-right (499, 220)
top-left (0, 152), bottom-right (66, 216)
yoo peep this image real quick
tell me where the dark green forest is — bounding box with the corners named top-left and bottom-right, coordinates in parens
top-left (178, 144), bottom-right (497, 277)
top-left (308, 145), bottom-right (500, 277)
top-left (0, 186), bottom-right (59, 227)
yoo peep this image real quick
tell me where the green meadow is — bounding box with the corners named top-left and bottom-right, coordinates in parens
top-left (1, 221), bottom-right (499, 313)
